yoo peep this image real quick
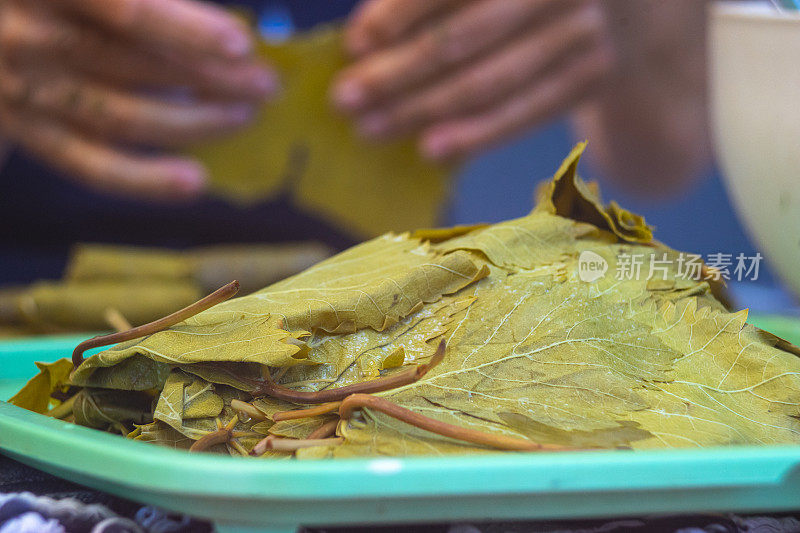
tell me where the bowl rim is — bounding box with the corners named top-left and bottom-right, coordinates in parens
top-left (711, 1), bottom-right (800, 23)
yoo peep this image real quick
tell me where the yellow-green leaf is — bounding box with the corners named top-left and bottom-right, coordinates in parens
top-left (189, 26), bottom-right (451, 238)
top-left (8, 359), bottom-right (73, 414)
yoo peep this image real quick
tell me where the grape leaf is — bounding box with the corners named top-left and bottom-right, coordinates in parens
top-left (71, 314), bottom-right (310, 387)
top-left (8, 358), bottom-right (73, 414)
top-left (153, 370), bottom-right (225, 431)
top-left (72, 389), bottom-right (153, 430)
top-left (189, 26), bottom-right (451, 238)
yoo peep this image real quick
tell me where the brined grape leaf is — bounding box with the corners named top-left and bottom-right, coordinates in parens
top-left (269, 417), bottom-right (330, 439)
top-left (79, 237), bottom-right (487, 390)
top-left (535, 142), bottom-right (653, 243)
top-left (498, 413), bottom-right (650, 449)
top-left (189, 26), bottom-right (451, 238)
top-left (276, 294), bottom-right (476, 393)
top-left (72, 314), bottom-right (310, 387)
top-left (251, 397), bottom-right (297, 420)
top-left (135, 421), bottom-right (194, 450)
top-left (72, 389), bottom-right (153, 431)
top-left (177, 361), bottom-right (264, 392)
top-left (626, 300), bottom-right (800, 447)
top-left (70, 354), bottom-right (170, 391)
top-left (152, 381), bottom-right (264, 454)
top-left (194, 242), bottom-right (487, 334)
top-left (153, 370), bottom-right (225, 432)
top-left (9, 358), bottom-right (73, 414)
top-left (295, 410), bottom-right (491, 459)
top-left (153, 372), bottom-right (250, 441)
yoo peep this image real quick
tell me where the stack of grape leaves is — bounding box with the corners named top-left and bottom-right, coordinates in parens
top-left (11, 144), bottom-right (800, 458)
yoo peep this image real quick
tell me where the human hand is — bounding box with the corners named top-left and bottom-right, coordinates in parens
top-left (0, 0), bottom-right (278, 200)
top-left (335, 0), bottom-right (614, 162)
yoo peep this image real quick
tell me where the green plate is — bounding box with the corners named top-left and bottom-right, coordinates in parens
top-left (2, 316), bottom-right (800, 532)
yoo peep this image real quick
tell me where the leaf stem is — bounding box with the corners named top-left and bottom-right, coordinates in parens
top-left (252, 436), bottom-right (342, 455)
top-left (250, 435), bottom-right (275, 456)
top-left (45, 394), bottom-right (76, 419)
top-left (72, 281), bottom-right (240, 369)
top-left (272, 401), bottom-right (341, 421)
top-left (307, 419), bottom-right (339, 439)
top-left (189, 415), bottom-right (239, 453)
top-left (254, 339), bottom-right (446, 404)
top-left (229, 439), bottom-right (251, 456)
top-left (339, 394), bottom-right (567, 452)
top-left (230, 399), bottom-right (268, 422)
top-left (189, 428), bottom-right (232, 452)
top-left (104, 307), bottom-right (132, 333)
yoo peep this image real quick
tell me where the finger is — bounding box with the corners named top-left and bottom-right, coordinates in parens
top-left (357, 3), bottom-right (605, 140)
top-left (0, 67), bottom-right (256, 147)
top-left (420, 44), bottom-right (613, 161)
top-left (0, 1), bottom-right (277, 100)
top-left (333, 0), bottom-right (583, 112)
top-left (344, 0), bottom-right (466, 56)
top-left (191, 59), bottom-right (279, 101)
top-left (55, 0), bottom-right (255, 60)
top-left (0, 102), bottom-right (206, 200)
top-left (0, 5), bottom-right (185, 87)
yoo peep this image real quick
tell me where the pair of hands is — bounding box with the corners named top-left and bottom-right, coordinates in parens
top-left (0, 0), bottom-right (612, 200)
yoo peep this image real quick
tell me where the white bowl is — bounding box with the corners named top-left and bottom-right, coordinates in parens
top-left (710, 1), bottom-right (800, 294)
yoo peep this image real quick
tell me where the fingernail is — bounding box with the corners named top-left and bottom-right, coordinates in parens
top-left (222, 30), bottom-right (252, 58)
top-left (358, 113), bottom-right (390, 138)
top-left (421, 132), bottom-right (452, 161)
top-left (332, 79), bottom-right (366, 111)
